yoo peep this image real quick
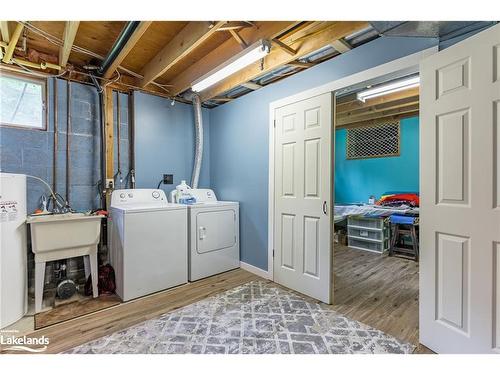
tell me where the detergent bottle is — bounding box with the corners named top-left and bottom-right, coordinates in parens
top-left (169, 180), bottom-right (196, 204)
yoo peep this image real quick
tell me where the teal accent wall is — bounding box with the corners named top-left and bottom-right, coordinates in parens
top-left (334, 116), bottom-right (419, 204)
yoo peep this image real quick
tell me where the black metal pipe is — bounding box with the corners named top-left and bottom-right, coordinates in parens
top-left (128, 92), bottom-right (135, 189)
top-left (89, 73), bottom-right (107, 209)
top-left (98, 21), bottom-right (140, 75)
top-left (98, 90), bottom-right (106, 209)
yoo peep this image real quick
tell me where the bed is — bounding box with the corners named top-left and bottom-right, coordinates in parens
top-left (334, 204), bottom-right (418, 223)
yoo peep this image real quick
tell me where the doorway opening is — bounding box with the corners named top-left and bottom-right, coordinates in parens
top-left (332, 73), bottom-right (422, 347)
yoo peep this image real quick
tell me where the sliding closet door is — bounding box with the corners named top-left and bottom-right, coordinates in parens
top-left (420, 24), bottom-right (500, 353)
top-left (274, 92), bottom-right (334, 304)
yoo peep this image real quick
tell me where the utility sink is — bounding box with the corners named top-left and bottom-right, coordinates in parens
top-left (27, 213), bottom-right (104, 258)
top-left (26, 213), bottom-right (105, 313)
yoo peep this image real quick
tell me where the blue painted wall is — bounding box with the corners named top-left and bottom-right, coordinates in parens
top-left (209, 36), bottom-right (438, 271)
top-left (334, 116), bottom-right (419, 204)
top-left (0, 79), bottom-right (130, 213)
top-left (133, 92), bottom-right (210, 194)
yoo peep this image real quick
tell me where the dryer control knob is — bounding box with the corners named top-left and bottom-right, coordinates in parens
top-left (152, 191), bottom-right (160, 199)
top-left (120, 193), bottom-right (125, 199)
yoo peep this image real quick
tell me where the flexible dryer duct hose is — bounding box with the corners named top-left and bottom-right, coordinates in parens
top-left (191, 94), bottom-right (203, 189)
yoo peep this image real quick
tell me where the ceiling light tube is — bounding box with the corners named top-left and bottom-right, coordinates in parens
top-left (192, 40), bottom-right (271, 92)
top-left (356, 76), bottom-right (420, 102)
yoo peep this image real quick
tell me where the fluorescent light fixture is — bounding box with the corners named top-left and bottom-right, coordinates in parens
top-left (192, 40), bottom-right (271, 92)
top-left (356, 76), bottom-right (420, 102)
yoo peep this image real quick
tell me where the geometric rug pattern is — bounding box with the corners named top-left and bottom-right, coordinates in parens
top-left (65, 281), bottom-right (415, 354)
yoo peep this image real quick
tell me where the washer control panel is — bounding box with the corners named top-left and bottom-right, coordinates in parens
top-left (111, 189), bottom-right (166, 206)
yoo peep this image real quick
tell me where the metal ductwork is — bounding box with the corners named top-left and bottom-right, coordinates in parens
top-left (98, 21), bottom-right (140, 75)
top-left (191, 94), bottom-right (203, 189)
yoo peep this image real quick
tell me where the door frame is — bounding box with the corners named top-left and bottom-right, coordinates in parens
top-left (267, 46), bottom-right (437, 280)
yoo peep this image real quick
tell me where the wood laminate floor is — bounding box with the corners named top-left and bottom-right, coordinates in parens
top-left (1, 269), bottom-right (260, 354)
top-left (2, 247), bottom-right (432, 354)
top-left (333, 245), bottom-right (432, 353)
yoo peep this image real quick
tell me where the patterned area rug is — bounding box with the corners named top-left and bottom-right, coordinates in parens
top-left (65, 281), bottom-right (415, 354)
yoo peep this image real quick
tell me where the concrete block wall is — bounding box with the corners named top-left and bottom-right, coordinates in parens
top-left (0, 76), bottom-right (130, 292)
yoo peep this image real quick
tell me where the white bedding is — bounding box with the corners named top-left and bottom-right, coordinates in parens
top-left (334, 204), bottom-right (416, 220)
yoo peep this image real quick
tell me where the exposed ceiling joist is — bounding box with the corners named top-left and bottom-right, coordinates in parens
top-left (2, 23), bottom-right (23, 64)
top-left (272, 39), bottom-right (296, 55)
top-left (337, 100), bottom-right (419, 122)
top-left (217, 21), bottom-right (254, 31)
top-left (241, 81), bottom-right (262, 90)
top-left (139, 21), bottom-right (225, 88)
top-left (229, 29), bottom-right (248, 48)
top-left (169, 21), bottom-right (300, 96)
top-left (0, 21), bottom-right (10, 43)
top-left (336, 104), bottom-right (419, 127)
top-left (59, 21), bottom-right (80, 68)
top-left (336, 87), bottom-right (419, 111)
top-left (200, 21), bottom-right (370, 101)
top-left (330, 39), bottom-right (352, 53)
top-left (336, 86), bottom-right (420, 127)
top-left (278, 21), bottom-right (331, 44)
top-left (337, 111), bottom-right (419, 129)
top-left (103, 21), bottom-right (152, 79)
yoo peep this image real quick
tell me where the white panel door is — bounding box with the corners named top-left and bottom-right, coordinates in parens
top-left (420, 24), bottom-right (500, 353)
top-left (274, 92), bottom-right (333, 303)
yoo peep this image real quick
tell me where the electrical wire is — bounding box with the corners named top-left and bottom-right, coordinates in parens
top-left (16, 21), bottom-right (176, 95)
top-left (23, 174), bottom-right (56, 198)
top-left (102, 69), bottom-right (121, 89)
top-left (19, 21), bottom-right (105, 61)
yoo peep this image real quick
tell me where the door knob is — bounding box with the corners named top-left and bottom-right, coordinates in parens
top-left (323, 201), bottom-right (327, 215)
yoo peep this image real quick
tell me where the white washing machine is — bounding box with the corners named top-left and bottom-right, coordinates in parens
top-left (109, 189), bottom-right (187, 301)
top-left (185, 189), bottom-right (239, 281)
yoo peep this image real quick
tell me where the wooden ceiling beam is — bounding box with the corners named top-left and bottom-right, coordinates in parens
top-left (336, 104), bottom-right (420, 127)
top-left (59, 21), bottom-right (80, 68)
top-left (103, 21), bottom-right (152, 79)
top-left (168, 21), bottom-right (301, 96)
top-left (272, 39), bottom-right (296, 55)
top-left (139, 21), bottom-right (225, 88)
top-left (278, 21), bottom-right (332, 44)
top-left (337, 111), bottom-right (419, 129)
top-left (200, 21), bottom-right (369, 101)
top-left (229, 29), bottom-right (248, 48)
top-left (336, 95), bottom-right (419, 119)
top-left (0, 21), bottom-right (10, 43)
top-left (2, 23), bottom-right (23, 64)
top-left (336, 87), bottom-right (420, 111)
top-left (217, 22), bottom-right (254, 31)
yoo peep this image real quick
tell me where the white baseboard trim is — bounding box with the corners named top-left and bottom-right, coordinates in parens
top-left (240, 261), bottom-right (271, 280)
